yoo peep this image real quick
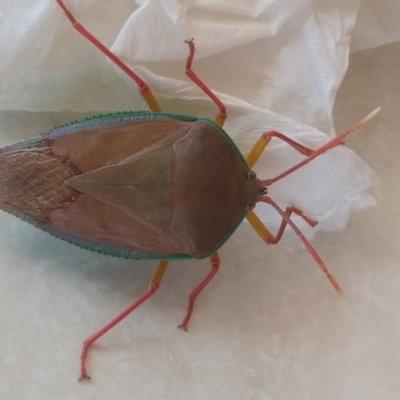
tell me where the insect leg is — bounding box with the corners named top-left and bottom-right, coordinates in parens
top-left (246, 204), bottom-right (344, 299)
top-left (56, 0), bottom-right (161, 112)
top-left (178, 252), bottom-right (220, 331)
top-left (248, 107), bottom-right (381, 183)
top-left (184, 40), bottom-right (227, 127)
top-left (79, 260), bottom-right (168, 380)
top-left (246, 130), bottom-right (316, 169)
top-left (246, 207), bottom-right (317, 246)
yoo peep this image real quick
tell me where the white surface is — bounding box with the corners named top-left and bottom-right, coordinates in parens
top-left (0, 2), bottom-right (399, 400)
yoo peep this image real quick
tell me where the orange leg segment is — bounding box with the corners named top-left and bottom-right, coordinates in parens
top-left (179, 252), bottom-right (220, 331)
top-left (56, 0), bottom-right (161, 112)
top-left (79, 260), bottom-right (168, 380)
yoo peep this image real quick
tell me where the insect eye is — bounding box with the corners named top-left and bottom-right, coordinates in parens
top-left (246, 201), bottom-right (256, 211)
top-left (248, 170), bottom-right (256, 180)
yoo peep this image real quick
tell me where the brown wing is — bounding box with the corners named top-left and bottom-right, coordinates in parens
top-left (66, 131), bottom-right (179, 230)
top-left (48, 118), bottom-right (195, 255)
top-left (54, 119), bottom-right (250, 258)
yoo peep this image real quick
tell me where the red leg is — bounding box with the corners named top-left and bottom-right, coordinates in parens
top-left (265, 131), bottom-right (316, 156)
top-left (260, 196), bottom-right (344, 299)
top-left (179, 252), bottom-right (220, 331)
top-left (185, 40), bottom-right (227, 127)
top-left (79, 261), bottom-right (168, 380)
top-left (262, 206), bottom-right (317, 245)
top-left (56, 0), bottom-right (161, 112)
top-left (246, 130), bottom-right (322, 169)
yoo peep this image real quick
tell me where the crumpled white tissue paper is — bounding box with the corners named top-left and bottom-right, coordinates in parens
top-left (0, 0), bottom-right (394, 249)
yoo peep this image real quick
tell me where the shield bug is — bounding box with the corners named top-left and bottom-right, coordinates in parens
top-left (0, 0), bottom-right (379, 380)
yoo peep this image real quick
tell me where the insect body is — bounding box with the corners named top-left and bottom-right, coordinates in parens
top-left (0, 113), bottom-right (264, 259)
top-left (0, 0), bottom-right (379, 380)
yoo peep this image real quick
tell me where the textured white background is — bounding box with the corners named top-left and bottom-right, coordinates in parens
top-left (0, 1), bottom-right (399, 399)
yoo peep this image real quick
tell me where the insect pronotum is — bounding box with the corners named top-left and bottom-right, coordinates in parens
top-left (0, 0), bottom-right (379, 380)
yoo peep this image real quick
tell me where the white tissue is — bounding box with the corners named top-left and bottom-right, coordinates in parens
top-left (0, 0), bottom-right (393, 249)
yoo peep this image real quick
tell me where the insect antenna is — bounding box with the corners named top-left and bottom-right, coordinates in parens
top-left (260, 107), bottom-right (381, 187)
